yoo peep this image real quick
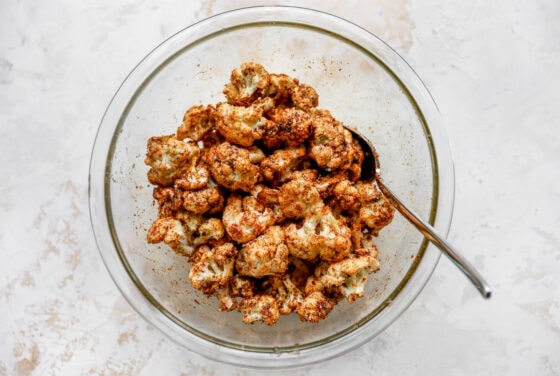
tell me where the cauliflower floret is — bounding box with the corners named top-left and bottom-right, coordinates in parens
top-left (284, 205), bottom-right (352, 261)
top-left (260, 146), bottom-right (307, 185)
top-left (177, 104), bottom-right (216, 141)
top-left (147, 217), bottom-right (192, 256)
top-left (239, 295), bottom-right (280, 325)
top-left (174, 164), bottom-right (210, 191)
top-left (195, 217), bottom-right (226, 246)
top-left (223, 62), bottom-right (271, 106)
top-left (333, 179), bottom-right (395, 235)
top-left (266, 73), bottom-right (295, 105)
top-left (261, 106), bottom-right (313, 149)
top-left (308, 109), bottom-right (362, 172)
top-left (333, 179), bottom-right (382, 211)
top-left (316, 248), bottom-right (380, 303)
top-left (291, 83), bottom-right (319, 111)
top-left (206, 142), bottom-right (262, 192)
top-left (287, 256), bottom-right (313, 290)
top-left (222, 193), bottom-right (275, 243)
top-left (216, 98), bottom-right (274, 147)
top-left (152, 186), bottom-right (184, 218)
top-left (296, 291), bottom-right (334, 323)
top-left (236, 226), bottom-right (289, 278)
top-left (252, 184), bottom-right (285, 223)
top-left (156, 211), bottom-right (223, 249)
top-left (215, 275), bottom-right (255, 312)
top-left (146, 212), bottom-right (223, 256)
top-left (189, 242), bottom-right (237, 295)
top-left (278, 175), bottom-right (323, 219)
top-left (358, 195), bottom-right (395, 235)
top-left (263, 275), bottom-right (304, 315)
top-left (182, 186), bottom-right (225, 214)
top-left (314, 171), bottom-right (350, 199)
top-left (145, 135), bottom-right (202, 187)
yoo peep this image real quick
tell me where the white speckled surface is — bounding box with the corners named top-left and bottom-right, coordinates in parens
top-left (1, 1), bottom-right (559, 375)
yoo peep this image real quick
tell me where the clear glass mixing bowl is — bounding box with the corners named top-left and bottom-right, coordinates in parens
top-left (89, 6), bottom-right (454, 369)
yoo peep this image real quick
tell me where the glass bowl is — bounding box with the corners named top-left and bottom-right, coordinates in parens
top-left (89, 6), bottom-right (454, 369)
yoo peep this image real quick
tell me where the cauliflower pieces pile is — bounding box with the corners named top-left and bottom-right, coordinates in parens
top-left (145, 62), bottom-right (395, 325)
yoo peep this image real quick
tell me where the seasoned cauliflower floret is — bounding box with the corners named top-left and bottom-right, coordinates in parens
top-left (263, 275), bottom-right (304, 315)
top-left (145, 135), bottom-right (202, 187)
top-left (333, 179), bottom-right (382, 211)
top-left (359, 195), bottom-right (395, 235)
top-left (215, 275), bottom-right (255, 312)
top-left (266, 73), bottom-right (295, 104)
top-left (182, 186), bottom-right (225, 214)
top-left (206, 142), bottom-right (262, 192)
top-left (222, 193), bottom-right (275, 243)
top-left (291, 83), bottom-right (319, 111)
top-left (189, 242), bottom-right (237, 295)
top-left (239, 294), bottom-right (280, 325)
top-left (223, 62), bottom-right (271, 106)
top-left (216, 98), bottom-right (274, 147)
top-left (308, 109), bottom-right (362, 172)
top-left (252, 184), bottom-right (285, 223)
top-left (153, 211), bottom-right (223, 249)
top-left (152, 186), bottom-right (184, 218)
top-left (296, 291), bottom-right (334, 323)
top-left (278, 175), bottom-right (323, 219)
top-left (260, 146), bottom-right (306, 184)
top-left (284, 205), bottom-right (352, 261)
top-left (177, 104), bottom-right (216, 141)
top-left (195, 217), bottom-right (226, 245)
top-left (333, 179), bottom-right (395, 235)
top-left (262, 106), bottom-right (313, 149)
top-left (317, 248), bottom-right (380, 303)
top-left (236, 226), bottom-right (289, 278)
top-left (147, 217), bottom-right (192, 256)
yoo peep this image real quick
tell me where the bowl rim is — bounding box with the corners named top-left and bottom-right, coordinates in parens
top-left (89, 5), bottom-right (455, 369)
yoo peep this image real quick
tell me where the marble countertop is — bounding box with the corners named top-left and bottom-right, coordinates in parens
top-left (1, 1), bottom-right (559, 375)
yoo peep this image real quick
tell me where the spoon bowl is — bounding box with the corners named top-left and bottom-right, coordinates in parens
top-left (349, 127), bottom-right (492, 299)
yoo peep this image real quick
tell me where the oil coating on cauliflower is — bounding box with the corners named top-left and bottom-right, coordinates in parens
top-left (235, 226), bottom-right (289, 278)
top-left (261, 106), bottom-right (313, 149)
top-left (223, 62), bottom-right (271, 106)
top-left (177, 104), bottom-right (216, 141)
top-left (189, 242), bottom-right (237, 295)
top-left (216, 97), bottom-right (274, 147)
top-left (206, 142), bottom-right (262, 192)
top-left (145, 135), bottom-right (203, 187)
top-left (284, 205), bottom-right (352, 262)
top-left (308, 109), bottom-right (363, 173)
top-left (222, 193), bottom-right (275, 243)
top-left (239, 294), bottom-right (280, 326)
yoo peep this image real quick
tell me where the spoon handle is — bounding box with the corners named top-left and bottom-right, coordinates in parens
top-left (377, 180), bottom-right (492, 299)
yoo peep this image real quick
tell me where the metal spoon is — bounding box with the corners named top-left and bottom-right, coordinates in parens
top-left (349, 128), bottom-right (492, 299)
